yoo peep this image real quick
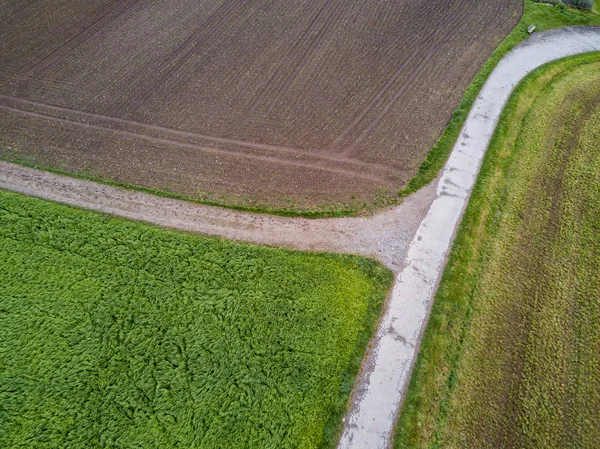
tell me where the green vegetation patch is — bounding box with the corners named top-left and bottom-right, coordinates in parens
top-left (394, 52), bottom-right (600, 448)
top-left (400, 0), bottom-right (600, 198)
top-left (0, 191), bottom-right (392, 449)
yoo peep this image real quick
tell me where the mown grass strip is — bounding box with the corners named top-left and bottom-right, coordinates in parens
top-left (394, 52), bottom-right (600, 448)
top-left (0, 190), bottom-right (392, 448)
top-left (399, 0), bottom-right (600, 198)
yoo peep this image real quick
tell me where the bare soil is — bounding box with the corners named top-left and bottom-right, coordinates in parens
top-left (0, 0), bottom-right (521, 210)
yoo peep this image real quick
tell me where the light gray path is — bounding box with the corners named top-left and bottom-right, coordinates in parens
top-left (338, 27), bottom-right (600, 449)
top-left (0, 161), bottom-right (437, 273)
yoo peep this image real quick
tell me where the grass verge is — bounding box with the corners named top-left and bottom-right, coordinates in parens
top-left (398, 0), bottom-right (600, 197)
top-left (0, 189), bottom-right (393, 448)
top-left (394, 52), bottom-right (600, 448)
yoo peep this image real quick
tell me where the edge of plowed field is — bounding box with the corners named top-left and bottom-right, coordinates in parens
top-left (398, 0), bottom-right (600, 198)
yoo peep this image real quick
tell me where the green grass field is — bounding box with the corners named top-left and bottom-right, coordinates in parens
top-left (394, 52), bottom-right (600, 448)
top-left (0, 191), bottom-right (392, 449)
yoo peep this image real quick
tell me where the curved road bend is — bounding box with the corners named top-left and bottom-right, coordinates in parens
top-left (338, 27), bottom-right (600, 449)
top-left (1, 25), bottom-right (599, 449)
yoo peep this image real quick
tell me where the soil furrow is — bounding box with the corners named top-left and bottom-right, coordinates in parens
top-left (249, 0), bottom-right (335, 112)
top-left (0, 103), bottom-right (394, 184)
top-left (25, 0), bottom-right (143, 76)
top-left (265, 0), bottom-right (345, 114)
top-left (0, 0), bottom-right (40, 24)
top-left (126, 0), bottom-right (246, 114)
top-left (327, 0), bottom-right (472, 153)
top-left (344, 0), bottom-right (479, 154)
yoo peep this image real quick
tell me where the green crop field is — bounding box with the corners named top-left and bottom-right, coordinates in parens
top-left (394, 52), bottom-right (600, 448)
top-left (0, 190), bottom-right (392, 449)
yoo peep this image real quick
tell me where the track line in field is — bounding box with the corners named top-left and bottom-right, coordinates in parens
top-left (326, 0), bottom-right (473, 153)
top-left (341, 0), bottom-right (479, 155)
top-left (264, 0), bottom-right (345, 114)
top-left (0, 104), bottom-right (387, 183)
top-left (127, 0), bottom-right (246, 114)
top-left (248, 0), bottom-right (336, 112)
top-left (0, 95), bottom-right (402, 179)
top-left (0, 99), bottom-right (401, 184)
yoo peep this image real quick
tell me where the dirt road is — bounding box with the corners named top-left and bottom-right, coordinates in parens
top-left (0, 161), bottom-right (437, 273)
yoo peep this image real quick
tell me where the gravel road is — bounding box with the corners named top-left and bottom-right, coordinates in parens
top-left (0, 161), bottom-right (437, 273)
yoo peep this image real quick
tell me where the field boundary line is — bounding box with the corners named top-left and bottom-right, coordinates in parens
top-left (0, 160), bottom-right (438, 275)
top-left (337, 26), bottom-right (600, 449)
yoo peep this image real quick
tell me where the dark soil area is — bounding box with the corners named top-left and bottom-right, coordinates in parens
top-left (0, 0), bottom-right (522, 210)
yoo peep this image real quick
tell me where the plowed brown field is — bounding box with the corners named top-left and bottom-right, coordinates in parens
top-left (0, 0), bottom-right (522, 210)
